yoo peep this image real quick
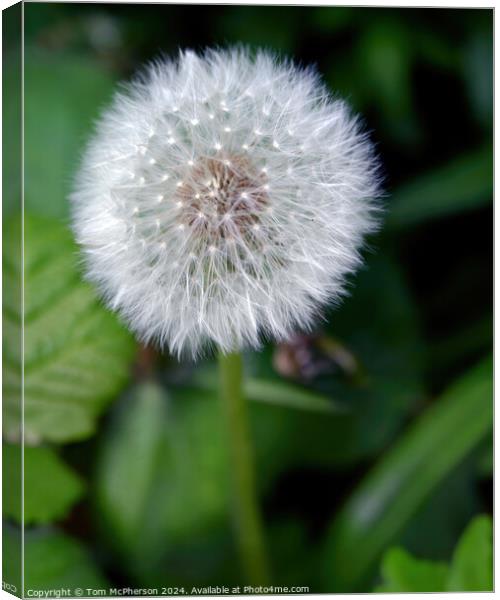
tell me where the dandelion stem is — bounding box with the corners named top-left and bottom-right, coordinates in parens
top-left (218, 351), bottom-right (271, 586)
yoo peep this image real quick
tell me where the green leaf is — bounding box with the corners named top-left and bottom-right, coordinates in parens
top-left (3, 213), bottom-right (136, 443)
top-left (396, 460), bottom-right (480, 563)
top-left (387, 146), bottom-right (492, 229)
top-left (95, 382), bottom-right (168, 556)
top-left (192, 370), bottom-right (343, 415)
top-left (447, 515), bottom-right (493, 591)
top-left (376, 547), bottom-right (449, 592)
top-left (24, 48), bottom-right (115, 218)
top-left (2, 525), bottom-right (108, 597)
top-left (4, 527), bottom-right (108, 593)
top-left (374, 515), bottom-right (493, 593)
top-left (3, 443), bottom-right (85, 525)
top-left (246, 378), bottom-right (345, 413)
top-left (322, 356), bottom-right (493, 591)
top-left (95, 382), bottom-right (231, 580)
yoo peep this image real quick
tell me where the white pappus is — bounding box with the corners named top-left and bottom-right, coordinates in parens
top-left (71, 47), bottom-right (381, 358)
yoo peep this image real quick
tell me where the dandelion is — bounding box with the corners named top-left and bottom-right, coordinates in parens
top-left (71, 47), bottom-right (381, 585)
top-left (71, 48), bottom-right (380, 360)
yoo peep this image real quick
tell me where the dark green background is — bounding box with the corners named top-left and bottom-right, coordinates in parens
top-left (3, 4), bottom-right (493, 595)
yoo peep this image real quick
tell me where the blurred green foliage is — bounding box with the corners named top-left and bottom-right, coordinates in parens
top-left (23, 49), bottom-right (115, 219)
top-left (3, 4), bottom-right (492, 595)
top-left (3, 443), bottom-right (85, 525)
top-left (27, 531), bottom-right (109, 591)
top-left (388, 145), bottom-right (492, 229)
top-left (377, 547), bottom-right (450, 593)
top-left (3, 214), bottom-right (136, 443)
top-left (322, 356), bottom-right (492, 590)
top-left (376, 515), bottom-right (492, 592)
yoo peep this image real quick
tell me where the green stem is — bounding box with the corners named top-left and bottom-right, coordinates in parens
top-left (218, 351), bottom-right (271, 586)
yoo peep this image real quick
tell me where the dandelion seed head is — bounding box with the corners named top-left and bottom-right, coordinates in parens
top-left (71, 47), bottom-right (381, 358)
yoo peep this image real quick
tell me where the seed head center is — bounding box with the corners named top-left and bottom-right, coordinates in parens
top-left (176, 154), bottom-right (268, 241)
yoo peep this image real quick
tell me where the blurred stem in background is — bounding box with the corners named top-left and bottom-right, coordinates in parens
top-left (218, 351), bottom-right (271, 586)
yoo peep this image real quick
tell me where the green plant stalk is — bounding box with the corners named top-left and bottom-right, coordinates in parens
top-left (218, 351), bottom-right (270, 586)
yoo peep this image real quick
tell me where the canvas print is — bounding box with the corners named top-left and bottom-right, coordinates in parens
top-left (2, 3), bottom-right (493, 597)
